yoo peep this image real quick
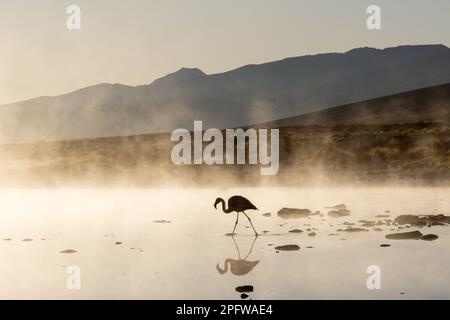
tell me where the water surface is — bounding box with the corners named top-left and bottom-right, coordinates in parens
top-left (0, 187), bottom-right (449, 299)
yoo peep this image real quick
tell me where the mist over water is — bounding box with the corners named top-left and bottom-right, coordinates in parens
top-left (0, 187), bottom-right (449, 299)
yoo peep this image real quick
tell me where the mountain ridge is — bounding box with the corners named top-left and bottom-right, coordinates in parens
top-left (1, 44), bottom-right (449, 144)
top-left (255, 82), bottom-right (450, 128)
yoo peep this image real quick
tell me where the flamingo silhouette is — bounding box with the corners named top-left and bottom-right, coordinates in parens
top-left (214, 195), bottom-right (258, 235)
top-left (217, 235), bottom-right (259, 276)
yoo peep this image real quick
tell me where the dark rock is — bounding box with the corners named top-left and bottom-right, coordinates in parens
top-left (307, 232), bottom-right (316, 237)
top-left (289, 229), bottom-right (303, 233)
top-left (380, 244), bottom-right (391, 247)
top-left (277, 208), bottom-right (311, 219)
top-left (421, 234), bottom-right (439, 241)
top-left (361, 221), bottom-right (376, 227)
top-left (394, 214), bottom-right (450, 227)
top-left (241, 293), bottom-right (249, 299)
top-left (385, 231), bottom-right (423, 240)
top-left (60, 249), bottom-right (77, 254)
top-left (327, 204), bottom-right (347, 210)
top-left (431, 222), bottom-right (446, 226)
top-left (236, 285), bottom-right (253, 293)
top-left (328, 209), bottom-right (351, 218)
top-left (343, 227), bottom-right (368, 232)
top-left (274, 244), bottom-right (300, 251)
top-left (262, 212), bottom-right (271, 217)
top-left (153, 219), bottom-right (171, 223)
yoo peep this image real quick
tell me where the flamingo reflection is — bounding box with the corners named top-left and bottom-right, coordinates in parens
top-left (216, 235), bottom-right (259, 276)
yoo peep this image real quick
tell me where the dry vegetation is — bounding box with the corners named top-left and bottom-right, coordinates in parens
top-left (0, 122), bottom-right (449, 187)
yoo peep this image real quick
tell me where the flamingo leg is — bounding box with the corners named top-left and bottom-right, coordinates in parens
top-left (243, 212), bottom-right (258, 235)
top-left (232, 212), bottom-right (240, 235)
top-left (231, 234), bottom-right (241, 259)
top-left (244, 234), bottom-right (258, 260)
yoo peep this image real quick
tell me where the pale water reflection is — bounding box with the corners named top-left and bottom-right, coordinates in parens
top-left (216, 235), bottom-right (260, 276)
top-left (0, 187), bottom-right (449, 299)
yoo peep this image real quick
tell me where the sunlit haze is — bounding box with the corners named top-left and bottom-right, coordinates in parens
top-left (0, 0), bottom-right (449, 105)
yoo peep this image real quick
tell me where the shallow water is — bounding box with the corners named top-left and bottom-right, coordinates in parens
top-left (0, 187), bottom-right (449, 299)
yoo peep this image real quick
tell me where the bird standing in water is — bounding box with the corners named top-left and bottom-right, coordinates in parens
top-left (214, 195), bottom-right (258, 235)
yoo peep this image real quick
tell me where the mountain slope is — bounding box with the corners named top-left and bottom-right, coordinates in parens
top-left (257, 83), bottom-right (450, 127)
top-left (1, 44), bottom-right (449, 144)
top-left (1, 83), bottom-right (450, 186)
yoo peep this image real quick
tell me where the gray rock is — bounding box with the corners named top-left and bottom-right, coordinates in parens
top-left (343, 227), bottom-right (368, 232)
top-left (236, 285), bottom-right (253, 293)
top-left (277, 208), bottom-right (311, 219)
top-left (328, 209), bottom-right (351, 218)
top-left (421, 234), bottom-right (439, 241)
top-left (60, 249), bottom-right (77, 254)
top-left (274, 244), bottom-right (300, 251)
top-left (385, 231), bottom-right (423, 240)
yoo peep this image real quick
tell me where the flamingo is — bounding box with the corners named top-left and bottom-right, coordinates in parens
top-left (214, 195), bottom-right (258, 235)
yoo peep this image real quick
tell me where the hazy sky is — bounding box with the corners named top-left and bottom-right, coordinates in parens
top-left (0, 0), bottom-right (449, 105)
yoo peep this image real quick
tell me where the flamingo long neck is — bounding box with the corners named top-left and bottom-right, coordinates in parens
top-left (217, 259), bottom-right (231, 274)
top-left (220, 198), bottom-right (232, 213)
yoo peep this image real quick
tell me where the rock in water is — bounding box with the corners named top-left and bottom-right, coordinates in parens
top-left (394, 214), bottom-right (450, 227)
top-left (421, 234), bottom-right (439, 241)
top-left (327, 204), bottom-right (347, 210)
top-left (385, 231), bottom-right (423, 240)
top-left (328, 209), bottom-right (351, 218)
top-left (277, 208), bottom-right (311, 219)
top-left (153, 220), bottom-right (171, 223)
top-left (274, 244), bottom-right (300, 251)
top-left (361, 221), bottom-right (376, 227)
top-left (60, 249), bottom-right (77, 254)
top-left (342, 227), bottom-right (368, 232)
top-left (236, 285), bottom-right (253, 293)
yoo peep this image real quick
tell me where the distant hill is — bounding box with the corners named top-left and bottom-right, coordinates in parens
top-left (1, 122), bottom-right (449, 187)
top-left (258, 83), bottom-right (450, 127)
top-left (1, 81), bottom-right (450, 186)
top-left (1, 44), bottom-right (449, 144)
